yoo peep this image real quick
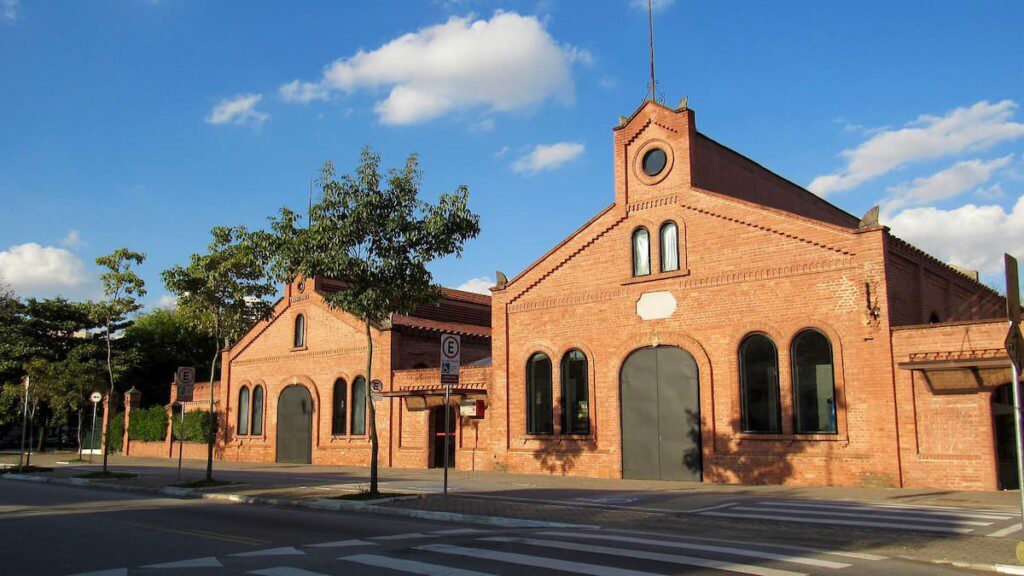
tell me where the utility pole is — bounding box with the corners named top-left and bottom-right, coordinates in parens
top-left (18, 376), bottom-right (29, 469)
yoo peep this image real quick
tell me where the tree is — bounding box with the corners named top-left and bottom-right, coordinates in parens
top-left (254, 147), bottom-right (480, 495)
top-left (93, 248), bottom-right (146, 473)
top-left (121, 308), bottom-right (213, 406)
top-left (162, 226), bottom-right (275, 481)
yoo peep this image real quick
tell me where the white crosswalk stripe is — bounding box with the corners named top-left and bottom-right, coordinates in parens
top-left (697, 499), bottom-right (1020, 535)
top-left (342, 554), bottom-right (497, 575)
top-left (415, 542), bottom-right (666, 576)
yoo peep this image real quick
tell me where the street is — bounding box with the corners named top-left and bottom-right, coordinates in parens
top-left (0, 480), bottom-right (985, 576)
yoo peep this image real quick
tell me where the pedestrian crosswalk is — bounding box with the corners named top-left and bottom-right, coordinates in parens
top-left (696, 498), bottom-right (1021, 536)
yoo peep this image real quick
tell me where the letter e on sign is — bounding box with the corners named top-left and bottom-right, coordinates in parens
top-left (440, 334), bottom-right (461, 385)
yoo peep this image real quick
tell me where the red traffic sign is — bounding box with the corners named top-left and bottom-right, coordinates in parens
top-left (1007, 323), bottom-right (1024, 373)
top-left (90, 391), bottom-right (102, 403)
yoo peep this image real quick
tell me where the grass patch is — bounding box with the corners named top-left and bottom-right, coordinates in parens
top-left (331, 491), bottom-right (400, 501)
top-left (170, 479), bottom-right (238, 489)
top-left (0, 466), bottom-right (53, 475)
top-left (76, 471), bottom-right (136, 480)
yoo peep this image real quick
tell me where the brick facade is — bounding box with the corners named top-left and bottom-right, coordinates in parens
top-left (160, 100), bottom-right (1012, 491)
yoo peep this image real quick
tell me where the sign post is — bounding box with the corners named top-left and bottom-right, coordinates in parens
top-left (88, 391), bottom-right (102, 463)
top-left (440, 334), bottom-right (461, 498)
top-left (174, 368), bottom-right (195, 480)
top-left (1003, 254), bottom-right (1024, 563)
top-left (18, 377), bottom-right (29, 469)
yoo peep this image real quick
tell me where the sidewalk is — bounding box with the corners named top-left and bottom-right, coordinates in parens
top-left (4, 451), bottom-right (1023, 572)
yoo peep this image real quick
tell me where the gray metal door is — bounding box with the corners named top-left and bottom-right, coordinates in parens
top-left (276, 385), bottom-right (313, 464)
top-left (620, 346), bottom-right (701, 481)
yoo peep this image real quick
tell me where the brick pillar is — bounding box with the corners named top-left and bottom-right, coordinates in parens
top-left (122, 387), bottom-right (141, 456)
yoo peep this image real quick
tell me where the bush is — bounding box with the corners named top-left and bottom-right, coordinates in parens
top-left (171, 410), bottom-right (216, 443)
top-left (106, 412), bottom-right (124, 453)
top-left (128, 406), bottom-right (168, 442)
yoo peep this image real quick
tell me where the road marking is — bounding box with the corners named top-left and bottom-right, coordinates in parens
top-left (989, 523), bottom-right (1023, 538)
top-left (592, 529), bottom-right (886, 561)
top-left (431, 528), bottom-right (486, 536)
top-left (231, 546), bottom-right (305, 557)
top-left (754, 501), bottom-right (1015, 521)
top-left (768, 499), bottom-right (1018, 516)
top-left (454, 492), bottom-right (684, 515)
top-left (482, 537), bottom-right (805, 576)
top-left (248, 568), bottom-right (330, 576)
top-left (142, 556), bottom-right (223, 569)
top-left (118, 520), bottom-right (268, 546)
top-left (68, 570), bottom-right (128, 576)
top-left (701, 511), bottom-right (974, 533)
top-left (371, 532), bottom-right (431, 540)
top-left (306, 539), bottom-right (377, 548)
top-left (342, 554), bottom-right (497, 575)
top-left (687, 502), bottom-right (739, 513)
top-left (733, 505), bottom-right (994, 526)
top-left (539, 531), bottom-right (850, 569)
top-left (417, 543), bottom-right (663, 576)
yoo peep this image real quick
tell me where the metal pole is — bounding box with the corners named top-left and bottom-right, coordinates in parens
top-left (18, 377), bottom-right (28, 469)
top-left (89, 401), bottom-right (98, 464)
top-left (1010, 358), bottom-right (1024, 525)
top-left (26, 402), bottom-right (34, 467)
top-left (443, 386), bottom-right (451, 499)
top-left (647, 0), bottom-right (656, 101)
top-left (178, 404), bottom-right (184, 481)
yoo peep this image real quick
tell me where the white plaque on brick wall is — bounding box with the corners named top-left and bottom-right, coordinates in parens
top-left (636, 291), bottom-right (677, 321)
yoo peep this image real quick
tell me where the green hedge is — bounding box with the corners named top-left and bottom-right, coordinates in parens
top-left (171, 410), bottom-right (216, 443)
top-left (106, 412), bottom-right (124, 453)
top-left (128, 406), bottom-right (168, 442)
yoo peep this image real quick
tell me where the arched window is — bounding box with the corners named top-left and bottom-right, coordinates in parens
top-left (251, 385), bottom-right (264, 435)
top-left (332, 378), bottom-right (347, 435)
top-left (792, 329), bottom-right (838, 434)
top-left (560, 349), bottom-right (590, 435)
top-left (350, 377), bottom-right (367, 435)
top-left (739, 334), bottom-right (781, 433)
top-left (237, 386), bottom-right (250, 436)
top-left (632, 228), bottom-right (651, 277)
top-left (660, 221), bottom-right (679, 272)
top-left (526, 353), bottom-right (553, 435)
top-left (293, 314), bottom-right (306, 348)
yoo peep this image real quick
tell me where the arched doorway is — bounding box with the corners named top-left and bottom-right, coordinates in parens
top-left (430, 406), bottom-right (456, 469)
top-left (620, 346), bottom-right (701, 481)
top-left (993, 384), bottom-right (1019, 489)
top-left (276, 385), bottom-right (313, 464)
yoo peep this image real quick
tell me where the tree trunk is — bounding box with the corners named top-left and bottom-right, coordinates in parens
top-left (206, 341), bottom-right (219, 482)
top-left (102, 316), bottom-right (115, 474)
top-left (36, 414), bottom-right (47, 453)
top-left (77, 408), bottom-right (83, 460)
top-left (365, 320), bottom-right (379, 496)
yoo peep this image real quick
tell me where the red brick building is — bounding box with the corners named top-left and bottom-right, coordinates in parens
top-left (167, 100), bottom-right (1016, 490)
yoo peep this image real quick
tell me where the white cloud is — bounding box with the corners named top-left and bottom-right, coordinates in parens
top-left (976, 182), bottom-right (1006, 201)
top-left (881, 155), bottom-right (1013, 215)
top-left (204, 93), bottom-right (269, 127)
top-left (512, 141), bottom-right (585, 175)
top-left (2, 0), bottom-right (21, 24)
top-left (886, 196), bottom-right (1024, 275)
top-left (155, 294), bottom-right (178, 310)
top-left (279, 12), bottom-right (587, 125)
top-left (630, 0), bottom-right (675, 11)
top-left (0, 242), bottom-right (90, 298)
top-left (810, 100), bottom-right (1024, 196)
top-left (61, 229), bottom-right (82, 249)
top-left (493, 145), bottom-right (510, 158)
top-left (456, 276), bottom-right (494, 295)
top-left (469, 118), bottom-right (495, 133)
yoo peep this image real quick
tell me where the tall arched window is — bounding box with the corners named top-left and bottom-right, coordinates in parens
top-left (237, 386), bottom-right (250, 436)
top-left (526, 353), bottom-right (553, 435)
top-left (560, 349), bottom-right (590, 435)
top-left (660, 221), bottom-right (679, 272)
top-left (350, 377), bottom-right (367, 435)
top-left (739, 334), bottom-right (781, 433)
top-left (332, 378), bottom-right (347, 435)
top-left (792, 329), bottom-right (837, 434)
top-left (293, 314), bottom-right (306, 348)
top-left (632, 228), bottom-right (651, 277)
top-left (251, 385), bottom-right (264, 435)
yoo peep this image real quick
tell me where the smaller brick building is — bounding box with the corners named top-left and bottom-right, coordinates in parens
top-left (162, 99), bottom-right (1016, 491)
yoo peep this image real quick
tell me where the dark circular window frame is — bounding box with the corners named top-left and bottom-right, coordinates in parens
top-left (642, 148), bottom-right (668, 177)
top-left (633, 139), bottom-right (674, 186)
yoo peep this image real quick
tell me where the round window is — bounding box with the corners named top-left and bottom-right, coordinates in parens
top-left (642, 148), bottom-right (668, 177)
top-left (296, 281), bottom-right (305, 293)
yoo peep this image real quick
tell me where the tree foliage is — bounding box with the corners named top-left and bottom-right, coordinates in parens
top-left (120, 308), bottom-right (211, 406)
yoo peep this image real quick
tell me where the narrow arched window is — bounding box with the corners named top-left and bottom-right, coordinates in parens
top-left (526, 353), bottom-right (553, 435)
top-left (560, 349), bottom-right (590, 435)
top-left (632, 228), bottom-right (650, 277)
top-left (293, 314), bottom-right (306, 348)
top-left (739, 334), bottom-right (781, 433)
top-left (251, 385), bottom-right (264, 435)
top-left (332, 378), bottom-right (347, 435)
top-left (660, 221), bottom-right (679, 272)
top-left (237, 386), bottom-right (250, 436)
top-left (792, 329), bottom-right (837, 434)
top-left (350, 377), bottom-right (367, 435)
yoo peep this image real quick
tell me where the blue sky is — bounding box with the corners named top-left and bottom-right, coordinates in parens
top-left (1, 0), bottom-right (1023, 306)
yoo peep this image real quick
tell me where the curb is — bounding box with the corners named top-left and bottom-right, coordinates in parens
top-left (1, 473), bottom-right (595, 530)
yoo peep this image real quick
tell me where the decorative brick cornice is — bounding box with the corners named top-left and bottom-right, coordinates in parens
top-left (627, 194), bottom-right (679, 213)
top-left (680, 203), bottom-right (854, 256)
top-left (623, 117), bottom-right (678, 147)
top-left (233, 345), bottom-right (367, 367)
top-left (908, 348), bottom-right (1007, 363)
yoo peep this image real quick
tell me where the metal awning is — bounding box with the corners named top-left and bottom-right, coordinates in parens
top-left (382, 387), bottom-right (488, 411)
top-left (898, 357), bottom-right (1012, 392)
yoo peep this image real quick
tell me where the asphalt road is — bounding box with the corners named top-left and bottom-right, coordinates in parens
top-left (0, 480), bottom-right (982, 576)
